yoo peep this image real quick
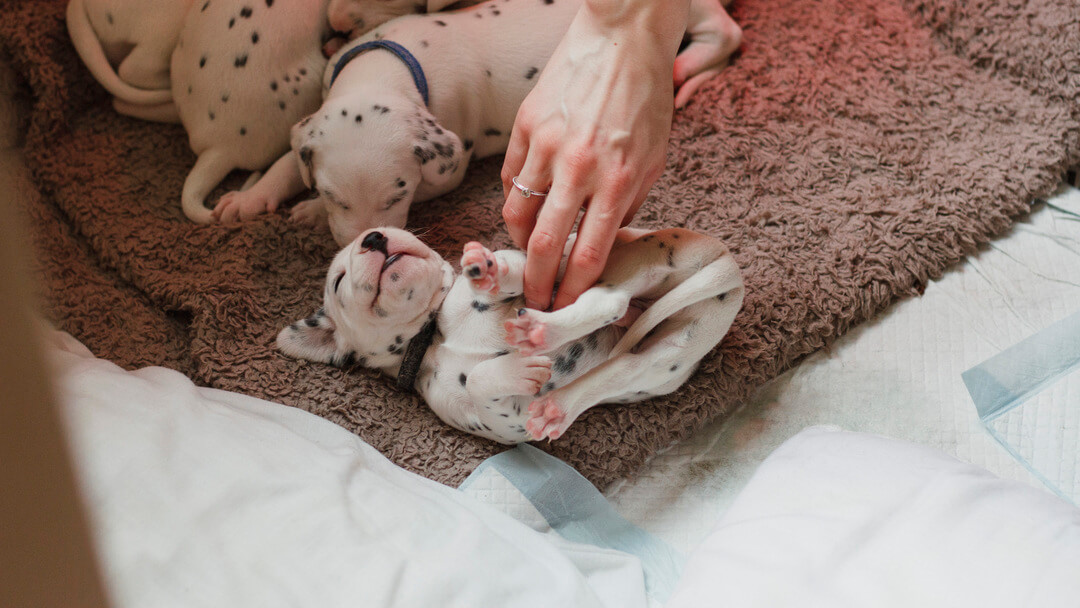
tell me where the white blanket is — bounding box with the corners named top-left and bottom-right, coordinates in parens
top-left (50, 332), bottom-right (646, 608)
top-left (669, 426), bottom-right (1080, 608)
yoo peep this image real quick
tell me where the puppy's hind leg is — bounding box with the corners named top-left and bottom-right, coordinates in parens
top-left (526, 295), bottom-right (740, 441)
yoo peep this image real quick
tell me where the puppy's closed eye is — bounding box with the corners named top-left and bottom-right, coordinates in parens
top-left (333, 271), bottom-right (346, 292)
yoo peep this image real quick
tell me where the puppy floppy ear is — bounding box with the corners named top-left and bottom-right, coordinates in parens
top-left (412, 107), bottom-right (465, 189)
top-left (291, 116), bottom-right (319, 188)
top-left (277, 307), bottom-right (355, 367)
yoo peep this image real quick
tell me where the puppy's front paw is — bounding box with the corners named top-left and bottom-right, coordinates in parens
top-left (504, 308), bottom-right (548, 356)
top-left (461, 242), bottom-right (499, 294)
top-left (288, 197), bottom-right (328, 229)
top-left (526, 395), bottom-right (568, 441)
top-left (212, 189), bottom-right (278, 223)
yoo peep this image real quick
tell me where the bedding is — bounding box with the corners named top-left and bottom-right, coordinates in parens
top-left (49, 330), bottom-right (649, 608)
top-left (667, 426), bottom-right (1080, 608)
top-left (2, 0), bottom-right (1078, 486)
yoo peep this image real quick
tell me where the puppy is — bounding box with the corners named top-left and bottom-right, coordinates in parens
top-left (212, 0), bottom-right (742, 244)
top-left (327, 0), bottom-right (483, 37)
top-left (277, 227), bottom-right (744, 443)
top-left (66, 0), bottom-right (192, 121)
top-left (168, 0), bottom-right (336, 223)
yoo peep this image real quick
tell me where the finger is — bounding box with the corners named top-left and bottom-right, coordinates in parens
top-left (523, 179), bottom-right (585, 310)
top-left (621, 175), bottom-right (654, 227)
top-left (551, 193), bottom-right (623, 310)
top-left (501, 123), bottom-right (530, 200)
top-left (503, 142), bottom-right (554, 250)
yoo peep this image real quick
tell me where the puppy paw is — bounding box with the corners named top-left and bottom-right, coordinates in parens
top-left (525, 395), bottom-right (568, 441)
top-left (504, 308), bottom-right (549, 355)
top-left (212, 189), bottom-right (278, 223)
top-left (288, 197), bottom-right (328, 229)
top-left (513, 356), bottom-right (552, 395)
top-left (461, 242), bottom-right (499, 294)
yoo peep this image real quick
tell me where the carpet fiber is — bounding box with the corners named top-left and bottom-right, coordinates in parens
top-left (1, 0), bottom-right (1074, 487)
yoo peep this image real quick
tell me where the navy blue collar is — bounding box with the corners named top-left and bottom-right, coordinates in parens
top-left (330, 40), bottom-right (430, 106)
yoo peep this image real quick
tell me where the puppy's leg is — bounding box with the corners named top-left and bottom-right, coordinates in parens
top-left (674, 0), bottom-right (742, 108)
top-left (526, 296), bottom-right (738, 441)
top-left (506, 286), bottom-right (634, 356)
top-left (466, 355), bottom-right (552, 403)
top-left (213, 151), bottom-right (306, 223)
top-left (460, 243), bottom-right (525, 300)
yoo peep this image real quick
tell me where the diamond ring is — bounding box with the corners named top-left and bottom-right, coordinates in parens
top-left (511, 175), bottom-right (549, 198)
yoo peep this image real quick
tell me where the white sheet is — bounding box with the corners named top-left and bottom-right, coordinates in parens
top-left (49, 332), bottom-right (647, 608)
top-left (668, 427), bottom-right (1080, 608)
top-left (607, 186), bottom-right (1080, 553)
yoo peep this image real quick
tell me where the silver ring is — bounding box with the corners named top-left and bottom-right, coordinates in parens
top-left (512, 175), bottom-right (549, 198)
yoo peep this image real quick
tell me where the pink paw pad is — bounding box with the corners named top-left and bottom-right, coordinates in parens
top-left (461, 242), bottom-right (499, 293)
top-left (505, 309), bottom-right (548, 355)
top-left (526, 398), bottom-right (567, 441)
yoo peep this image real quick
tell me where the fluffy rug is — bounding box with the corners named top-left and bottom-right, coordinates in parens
top-left (1, 0), bottom-right (1074, 487)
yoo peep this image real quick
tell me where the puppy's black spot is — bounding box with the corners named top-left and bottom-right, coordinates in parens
top-left (240, 6), bottom-right (252, 18)
top-left (568, 342), bottom-right (584, 360)
top-left (475, 12), bottom-right (482, 17)
top-left (284, 75), bottom-right (291, 82)
top-left (492, 9), bottom-right (500, 15)
top-left (270, 80), bottom-right (277, 91)
top-left (341, 109), bottom-right (347, 117)
top-left (229, 17), bottom-right (235, 28)
top-left (292, 88), bottom-right (299, 95)
top-left (585, 332), bottom-right (599, 350)
top-left (208, 110), bottom-right (215, 120)
top-left (463, 139), bottom-right (474, 151)
top-left (670, 364), bottom-right (679, 372)
top-left (484, 69), bottom-right (492, 78)
top-left (395, 335), bottom-right (403, 344)
top-left (459, 373), bottom-right (467, 386)
top-left (201, 1), bottom-right (210, 11)
top-left (251, 31), bottom-right (259, 44)
top-left (524, 67), bottom-right (538, 79)
top-left (471, 301), bottom-right (490, 312)
top-left (188, 85), bottom-right (193, 94)
top-left (300, 68), bottom-right (307, 75)
top-left (543, 382), bottom-right (555, 393)
top-left (484, 128), bottom-right (501, 137)
top-left (407, 289), bottom-right (414, 301)
top-left (234, 54), bottom-right (248, 68)
top-left (390, 272), bottom-right (400, 282)
top-left (106, 12), bottom-right (113, 24)
top-left (435, 19), bottom-right (447, 26)
top-left (239, 127), bottom-right (246, 135)
top-left (667, 250), bottom-right (675, 267)
top-left (420, 40), bottom-right (429, 47)
top-left (355, 114), bottom-right (363, 124)
top-left (553, 355), bottom-right (575, 375)
top-left (221, 92), bottom-right (230, 102)
top-left (279, 101), bottom-right (286, 110)
top-left (266, 0), bottom-right (273, 6)
top-left (543, 0), bottom-right (554, 4)
top-left (199, 55), bottom-right (207, 68)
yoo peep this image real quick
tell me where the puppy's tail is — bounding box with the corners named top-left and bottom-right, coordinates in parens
top-left (65, 0), bottom-right (174, 107)
top-left (610, 254), bottom-right (744, 359)
top-left (182, 148), bottom-right (233, 223)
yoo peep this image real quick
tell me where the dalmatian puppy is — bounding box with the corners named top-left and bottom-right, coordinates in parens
top-left (211, 0), bottom-right (742, 244)
top-left (327, 0), bottom-right (483, 36)
top-left (66, 0), bottom-right (193, 122)
top-left (277, 226), bottom-right (744, 443)
top-left (170, 0), bottom-right (336, 223)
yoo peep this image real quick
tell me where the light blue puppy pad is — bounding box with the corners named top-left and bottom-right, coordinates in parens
top-left (963, 309), bottom-right (1080, 504)
top-left (461, 444), bottom-right (685, 603)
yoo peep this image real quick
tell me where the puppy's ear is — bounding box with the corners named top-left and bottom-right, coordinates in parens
top-left (277, 307), bottom-right (353, 367)
top-left (291, 116), bottom-right (319, 189)
top-left (412, 107), bottom-right (465, 189)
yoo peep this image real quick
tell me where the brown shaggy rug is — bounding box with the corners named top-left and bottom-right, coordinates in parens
top-left (1, 0), bottom-right (1075, 487)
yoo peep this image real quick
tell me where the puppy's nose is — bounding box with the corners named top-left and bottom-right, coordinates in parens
top-left (361, 231), bottom-right (388, 254)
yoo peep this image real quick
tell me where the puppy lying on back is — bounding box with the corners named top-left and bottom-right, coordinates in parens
top-left (212, 0), bottom-right (742, 245)
top-left (277, 227), bottom-right (743, 443)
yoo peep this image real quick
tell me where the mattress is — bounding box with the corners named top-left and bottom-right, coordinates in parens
top-left (602, 185), bottom-right (1080, 554)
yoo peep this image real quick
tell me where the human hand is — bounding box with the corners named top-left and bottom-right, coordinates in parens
top-left (501, 0), bottom-right (690, 311)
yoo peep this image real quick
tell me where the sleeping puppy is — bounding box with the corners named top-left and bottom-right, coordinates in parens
top-left (66, 0), bottom-right (192, 121)
top-left (211, 0), bottom-right (742, 244)
top-left (277, 227), bottom-right (744, 443)
top-left (327, 0), bottom-right (483, 36)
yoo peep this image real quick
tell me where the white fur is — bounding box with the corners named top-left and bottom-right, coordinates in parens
top-left (215, 0), bottom-right (742, 245)
top-left (66, 0), bottom-right (192, 119)
top-left (278, 227), bottom-right (744, 443)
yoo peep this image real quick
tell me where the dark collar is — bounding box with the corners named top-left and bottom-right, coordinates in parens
top-left (396, 315), bottom-right (438, 392)
top-left (330, 40), bottom-right (430, 106)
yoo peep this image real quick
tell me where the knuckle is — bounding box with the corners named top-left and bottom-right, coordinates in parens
top-left (528, 229), bottom-right (562, 256)
top-left (571, 242), bottom-right (607, 270)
